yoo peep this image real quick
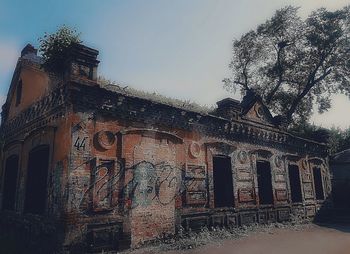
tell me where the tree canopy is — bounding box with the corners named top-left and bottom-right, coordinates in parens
top-left (224, 6), bottom-right (350, 126)
top-left (290, 123), bottom-right (350, 154)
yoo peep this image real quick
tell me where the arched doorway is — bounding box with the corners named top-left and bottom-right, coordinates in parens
top-left (2, 155), bottom-right (19, 210)
top-left (24, 145), bottom-right (50, 215)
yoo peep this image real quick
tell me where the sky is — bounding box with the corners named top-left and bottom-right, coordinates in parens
top-left (0, 0), bottom-right (349, 129)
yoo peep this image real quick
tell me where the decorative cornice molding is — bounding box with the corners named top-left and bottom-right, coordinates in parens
top-left (68, 83), bottom-right (327, 157)
top-left (0, 87), bottom-right (66, 140)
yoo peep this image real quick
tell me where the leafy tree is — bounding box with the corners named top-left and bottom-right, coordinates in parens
top-left (289, 123), bottom-right (350, 154)
top-left (327, 127), bottom-right (350, 154)
top-left (289, 122), bottom-right (330, 143)
top-left (224, 6), bottom-right (350, 125)
top-left (39, 25), bottom-right (82, 74)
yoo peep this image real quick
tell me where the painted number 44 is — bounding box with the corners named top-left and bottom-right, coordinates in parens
top-left (74, 136), bottom-right (87, 151)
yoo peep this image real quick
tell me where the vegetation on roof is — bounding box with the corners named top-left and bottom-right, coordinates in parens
top-left (97, 76), bottom-right (214, 114)
top-left (39, 25), bottom-right (82, 74)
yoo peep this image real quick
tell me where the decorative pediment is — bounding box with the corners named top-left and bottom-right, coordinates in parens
top-left (240, 90), bottom-right (275, 126)
top-left (2, 45), bottom-right (51, 123)
top-left (242, 101), bottom-right (275, 125)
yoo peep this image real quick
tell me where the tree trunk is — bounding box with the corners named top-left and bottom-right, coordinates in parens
top-left (286, 84), bottom-right (313, 123)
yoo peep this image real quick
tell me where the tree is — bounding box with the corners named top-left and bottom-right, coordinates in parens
top-left (290, 124), bottom-right (350, 154)
top-left (327, 127), bottom-right (350, 154)
top-left (39, 25), bottom-right (82, 74)
top-left (224, 6), bottom-right (350, 125)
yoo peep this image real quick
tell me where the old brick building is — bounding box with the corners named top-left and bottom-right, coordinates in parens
top-left (0, 43), bottom-right (331, 252)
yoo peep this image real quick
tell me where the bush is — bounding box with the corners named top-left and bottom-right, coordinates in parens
top-left (39, 25), bottom-right (82, 74)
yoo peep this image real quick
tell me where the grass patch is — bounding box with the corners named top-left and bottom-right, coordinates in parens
top-left (121, 214), bottom-right (311, 254)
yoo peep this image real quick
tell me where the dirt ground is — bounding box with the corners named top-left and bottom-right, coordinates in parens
top-left (169, 224), bottom-right (350, 254)
top-left (127, 223), bottom-right (350, 254)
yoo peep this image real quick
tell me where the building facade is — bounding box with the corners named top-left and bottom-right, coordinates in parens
top-left (0, 43), bottom-right (332, 253)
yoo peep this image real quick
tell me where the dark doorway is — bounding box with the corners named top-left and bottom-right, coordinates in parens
top-left (257, 161), bottom-right (273, 205)
top-left (288, 164), bottom-right (302, 203)
top-left (2, 155), bottom-right (19, 210)
top-left (213, 156), bottom-right (234, 208)
top-left (313, 167), bottom-right (324, 200)
top-left (24, 145), bottom-right (50, 215)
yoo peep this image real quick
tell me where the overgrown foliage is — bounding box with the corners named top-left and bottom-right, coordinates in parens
top-left (290, 123), bottom-right (330, 143)
top-left (327, 127), bottom-right (350, 154)
top-left (290, 123), bottom-right (350, 154)
top-left (98, 76), bottom-right (213, 114)
top-left (122, 216), bottom-right (311, 254)
top-left (39, 25), bottom-right (82, 74)
top-left (224, 5), bottom-right (350, 125)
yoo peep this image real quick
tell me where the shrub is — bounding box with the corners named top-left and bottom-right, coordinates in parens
top-left (39, 25), bottom-right (82, 74)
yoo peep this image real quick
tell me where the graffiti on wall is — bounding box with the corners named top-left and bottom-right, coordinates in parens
top-left (48, 160), bottom-right (63, 214)
top-left (69, 158), bottom-right (208, 213)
